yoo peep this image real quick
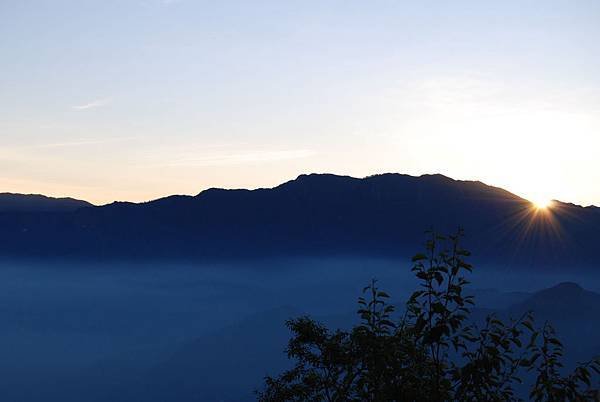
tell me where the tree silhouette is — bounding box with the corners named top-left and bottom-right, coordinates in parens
top-left (258, 230), bottom-right (600, 401)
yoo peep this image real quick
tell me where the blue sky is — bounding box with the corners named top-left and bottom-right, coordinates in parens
top-left (1, 0), bottom-right (599, 205)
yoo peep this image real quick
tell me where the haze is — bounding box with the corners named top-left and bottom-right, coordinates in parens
top-left (0, 257), bottom-right (598, 401)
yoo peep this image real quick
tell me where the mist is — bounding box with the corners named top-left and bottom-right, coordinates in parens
top-left (0, 258), bottom-right (598, 401)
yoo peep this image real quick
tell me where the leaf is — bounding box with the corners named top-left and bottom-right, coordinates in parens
top-left (548, 338), bottom-right (563, 347)
top-left (431, 302), bottom-right (445, 314)
top-left (412, 253), bottom-right (428, 262)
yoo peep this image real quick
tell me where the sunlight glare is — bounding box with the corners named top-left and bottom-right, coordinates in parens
top-left (532, 198), bottom-right (553, 210)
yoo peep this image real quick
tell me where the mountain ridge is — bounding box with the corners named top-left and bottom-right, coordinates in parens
top-left (4, 173), bottom-right (597, 209)
top-left (0, 193), bottom-right (92, 212)
top-left (0, 173), bottom-right (598, 268)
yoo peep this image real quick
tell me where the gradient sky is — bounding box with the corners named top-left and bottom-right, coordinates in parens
top-left (1, 0), bottom-right (599, 206)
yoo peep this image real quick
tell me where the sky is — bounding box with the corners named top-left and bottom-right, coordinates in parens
top-left (1, 0), bottom-right (599, 206)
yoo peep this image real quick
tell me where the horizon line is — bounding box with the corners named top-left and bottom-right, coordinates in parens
top-left (2, 172), bottom-right (598, 209)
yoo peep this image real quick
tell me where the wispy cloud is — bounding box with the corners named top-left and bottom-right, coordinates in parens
top-left (71, 98), bottom-right (110, 110)
top-left (37, 136), bottom-right (138, 149)
top-left (141, 0), bottom-right (183, 6)
top-left (156, 149), bottom-right (316, 168)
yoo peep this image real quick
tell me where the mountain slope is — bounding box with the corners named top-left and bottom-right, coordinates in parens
top-left (0, 173), bottom-right (598, 268)
top-left (508, 282), bottom-right (600, 324)
top-left (0, 193), bottom-right (92, 212)
top-left (506, 282), bottom-right (600, 362)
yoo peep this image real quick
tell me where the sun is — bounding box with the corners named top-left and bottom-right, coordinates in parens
top-left (532, 198), bottom-right (553, 210)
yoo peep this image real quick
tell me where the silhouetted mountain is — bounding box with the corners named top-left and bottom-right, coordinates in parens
top-left (0, 193), bottom-right (92, 212)
top-left (508, 282), bottom-right (600, 323)
top-left (0, 173), bottom-right (598, 268)
top-left (506, 282), bottom-right (600, 363)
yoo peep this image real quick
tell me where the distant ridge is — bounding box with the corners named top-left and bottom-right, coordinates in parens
top-left (505, 282), bottom-right (600, 362)
top-left (508, 282), bottom-right (600, 320)
top-left (0, 193), bottom-right (92, 212)
top-left (0, 173), bottom-right (598, 269)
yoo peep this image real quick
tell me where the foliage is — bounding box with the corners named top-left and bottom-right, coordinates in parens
top-left (258, 230), bottom-right (600, 401)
